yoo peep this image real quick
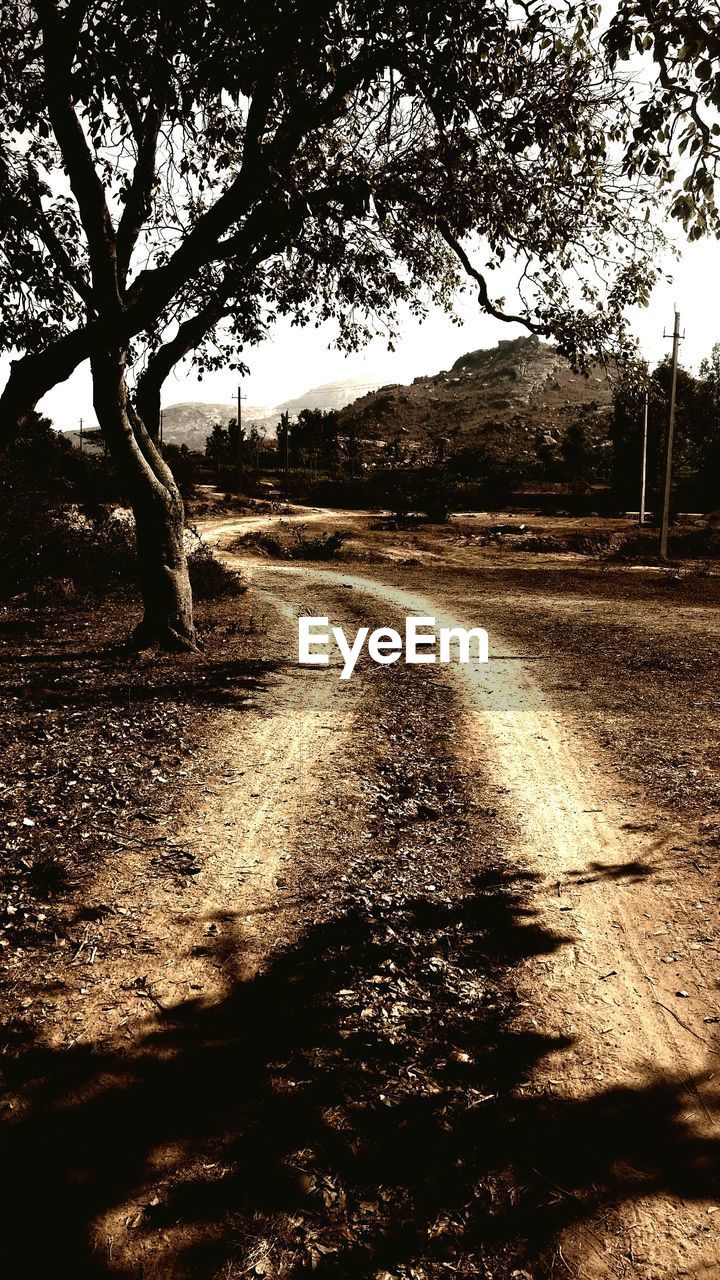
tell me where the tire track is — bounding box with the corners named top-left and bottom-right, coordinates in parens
top-left (239, 558), bottom-right (720, 1280)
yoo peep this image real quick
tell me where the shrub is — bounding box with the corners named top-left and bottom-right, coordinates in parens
top-left (185, 529), bottom-right (246, 599)
top-left (290, 526), bottom-right (349, 559)
top-left (231, 523), bottom-right (349, 561)
top-left (0, 505), bottom-right (245, 603)
top-left (0, 506), bottom-right (136, 600)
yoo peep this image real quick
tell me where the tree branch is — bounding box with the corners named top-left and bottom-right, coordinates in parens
top-left (0, 328), bottom-right (94, 446)
top-left (135, 287), bottom-right (234, 435)
top-left (36, 0), bottom-right (119, 308)
top-left (436, 221), bottom-right (546, 333)
top-left (25, 164), bottom-right (95, 309)
top-left (116, 99), bottom-right (166, 287)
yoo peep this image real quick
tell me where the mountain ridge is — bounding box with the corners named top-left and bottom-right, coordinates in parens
top-left (335, 335), bottom-right (614, 452)
top-left (58, 337), bottom-right (614, 455)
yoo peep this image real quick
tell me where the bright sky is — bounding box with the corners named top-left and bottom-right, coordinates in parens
top-left (15, 228), bottom-right (720, 431)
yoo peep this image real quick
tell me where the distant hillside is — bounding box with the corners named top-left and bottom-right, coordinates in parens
top-left (57, 339), bottom-right (614, 463)
top-left (336, 336), bottom-right (614, 455)
top-left (61, 401), bottom-right (275, 453)
top-left (159, 401), bottom-right (275, 451)
top-left (150, 379), bottom-right (385, 447)
top-left (275, 374), bottom-right (386, 416)
top-left (60, 377), bottom-right (388, 453)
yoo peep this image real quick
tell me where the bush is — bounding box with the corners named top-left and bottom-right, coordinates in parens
top-left (185, 529), bottom-right (246, 599)
top-left (0, 506), bottom-right (137, 601)
top-left (232, 522), bottom-right (349, 560)
top-left (0, 505), bottom-right (245, 603)
top-left (291, 526), bottom-right (349, 559)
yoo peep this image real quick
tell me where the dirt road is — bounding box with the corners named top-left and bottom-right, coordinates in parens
top-left (5, 510), bottom-right (718, 1279)
top-left (204, 517), bottom-right (720, 1278)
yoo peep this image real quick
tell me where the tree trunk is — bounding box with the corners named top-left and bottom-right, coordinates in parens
top-left (134, 374), bottom-right (162, 440)
top-left (131, 485), bottom-right (197, 651)
top-left (91, 346), bottom-right (198, 651)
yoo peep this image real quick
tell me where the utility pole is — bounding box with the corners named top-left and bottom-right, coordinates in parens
top-left (79, 417), bottom-right (83, 453)
top-left (639, 389), bottom-right (649, 526)
top-left (232, 383), bottom-right (247, 492)
top-left (660, 310), bottom-right (682, 561)
top-left (159, 409), bottom-right (164, 447)
top-left (279, 410), bottom-right (290, 500)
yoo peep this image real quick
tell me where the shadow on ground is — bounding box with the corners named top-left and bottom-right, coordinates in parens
top-left (0, 655), bottom-right (282, 710)
top-left (565, 858), bottom-right (656, 885)
top-left (2, 867), bottom-right (719, 1279)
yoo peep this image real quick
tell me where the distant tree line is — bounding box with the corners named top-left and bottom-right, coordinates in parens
top-left (611, 344), bottom-right (720, 514)
top-left (204, 420), bottom-right (269, 485)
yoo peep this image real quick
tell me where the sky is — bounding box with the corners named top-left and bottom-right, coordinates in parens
top-left (16, 227), bottom-right (720, 431)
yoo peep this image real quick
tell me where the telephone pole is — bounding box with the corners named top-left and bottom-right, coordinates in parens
top-left (79, 417), bottom-right (83, 453)
top-left (639, 389), bottom-right (649, 526)
top-left (279, 410), bottom-right (290, 500)
top-left (660, 310), bottom-right (682, 561)
top-left (159, 409), bottom-right (164, 446)
top-left (232, 383), bottom-right (247, 492)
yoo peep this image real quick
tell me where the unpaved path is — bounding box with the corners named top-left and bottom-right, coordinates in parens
top-left (197, 503), bottom-right (354, 545)
top-left (5, 582), bottom-right (375, 1278)
top-left (208, 526), bottom-right (720, 1279)
top-left (12, 512), bottom-right (716, 1278)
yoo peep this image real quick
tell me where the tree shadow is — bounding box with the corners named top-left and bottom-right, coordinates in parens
top-left (0, 657), bottom-right (282, 711)
top-left (1, 868), bottom-right (719, 1278)
top-left (565, 859), bottom-right (656, 885)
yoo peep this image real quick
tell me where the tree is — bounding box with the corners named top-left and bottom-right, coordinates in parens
top-left (227, 417), bottom-right (247, 489)
top-left (246, 425), bottom-right (264, 472)
top-left (0, 0), bottom-right (664, 645)
top-left (205, 423), bottom-right (231, 480)
top-left (610, 355), bottom-right (701, 512)
top-left (276, 412), bottom-right (291, 490)
top-left (609, 359), bottom-right (653, 509)
top-left (561, 420), bottom-right (598, 491)
top-left (293, 408), bottom-right (340, 474)
top-left (691, 344), bottom-right (720, 508)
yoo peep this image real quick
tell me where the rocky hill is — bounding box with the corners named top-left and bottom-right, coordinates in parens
top-left (58, 338), bottom-right (614, 461)
top-left (336, 336), bottom-right (614, 455)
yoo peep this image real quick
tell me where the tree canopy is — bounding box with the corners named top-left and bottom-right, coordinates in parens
top-left (0, 0), bottom-right (669, 439)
